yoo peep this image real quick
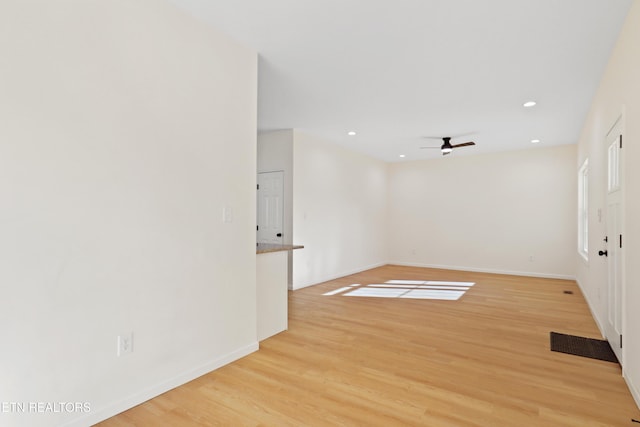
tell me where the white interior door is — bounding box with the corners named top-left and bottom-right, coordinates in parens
top-left (603, 124), bottom-right (623, 363)
top-left (257, 171), bottom-right (284, 244)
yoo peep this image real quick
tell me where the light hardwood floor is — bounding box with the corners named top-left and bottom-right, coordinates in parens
top-left (98, 265), bottom-right (640, 426)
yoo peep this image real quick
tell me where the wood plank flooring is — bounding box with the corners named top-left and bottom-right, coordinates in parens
top-left (97, 265), bottom-right (640, 426)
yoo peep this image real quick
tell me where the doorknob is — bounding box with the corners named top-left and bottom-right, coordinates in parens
top-left (598, 250), bottom-right (608, 257)
top-left (276, 233), bottom-right (282, 237)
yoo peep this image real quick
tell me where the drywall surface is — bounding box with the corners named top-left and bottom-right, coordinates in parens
top-left (258, 130), bottom-right (294, 181)
top-left (292, 131), bottom-right (388, 289)
top-left (388, 145), bottom-right (577, 279)
top-left (576, 0), bottom-right (640, 409)
top-left (0, 1), bottom-right (258, 425)
top-left (257, 130), bottom-right (295, 285)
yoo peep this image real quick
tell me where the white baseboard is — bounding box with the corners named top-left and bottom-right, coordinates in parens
top-left (624, 368), bottom-right (640, 410)
top-left (292, 261), bottom-right (575, 291)
top-left (62, 342), bottom-right (259, 427)
top-left (575, 277), bottom-right (606, 338)
top-left (291, 262), bottom-right (387, 290)
top-left (388, 261), bottom-right (576, 281)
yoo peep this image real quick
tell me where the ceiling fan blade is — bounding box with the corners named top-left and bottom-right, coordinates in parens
top-left (451, 141), bottom-right (476, 148)
top-left (443, 151), bottom-right (451, 156)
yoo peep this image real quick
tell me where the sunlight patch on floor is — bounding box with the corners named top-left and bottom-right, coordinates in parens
top-left (322, 280), bottom-right (475, 300)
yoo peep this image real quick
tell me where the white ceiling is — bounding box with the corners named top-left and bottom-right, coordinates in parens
top-left (169, 0), bottom-right (632, 162)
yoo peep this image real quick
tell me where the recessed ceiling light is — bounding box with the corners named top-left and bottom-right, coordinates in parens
top-left (523, 101), bottom-right (537, 107)
top-left (399, 154), bottom-right (406, 158)
top-left (531, 139), bottom-right (540, 143)
top-left (347, 131), bottom-right (356, 136)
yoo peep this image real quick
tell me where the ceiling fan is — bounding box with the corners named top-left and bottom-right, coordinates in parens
top-left (421, 137), bottom-right (476, 156)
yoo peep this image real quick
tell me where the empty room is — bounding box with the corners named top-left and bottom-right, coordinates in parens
top-left (2, 0), bottom-right (640, 426)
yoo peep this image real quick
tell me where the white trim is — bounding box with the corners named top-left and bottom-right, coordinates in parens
top-left (578, 251), bottom-right (589, 267)
top-left (388, 261), bottom-right (576, 281)
top-left (575, 277), bottom-right (606, 338)
top-left (61, 342), bottom-right (259, 427)
top-left (603, 114), bottom-right (626, 367)
top-left (624, 369), bottom-right (640, 410)
top-left (577, 158), bottom-right (589, 261)
top-left (291, 262), bottom-right (387, 290)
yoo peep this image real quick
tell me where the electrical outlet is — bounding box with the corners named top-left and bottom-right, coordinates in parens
top-left (117, 332), bottom-right (133, 357)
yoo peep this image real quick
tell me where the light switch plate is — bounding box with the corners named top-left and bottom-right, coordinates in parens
top-left (223, 206), bottom-right (233, 223)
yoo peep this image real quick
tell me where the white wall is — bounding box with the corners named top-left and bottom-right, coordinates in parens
top-left (576, 0), bottom-right (640, 408)
top-left (292, 131), bottom-right (388, 289)
top-left (0, 1), bottom-right (258, 426)
top-left (257, 130), bottom-right (295, 285)
top-left (257, 131), bottom-right (294, 247)
top-left (388, 145), bottom-right (577, 279)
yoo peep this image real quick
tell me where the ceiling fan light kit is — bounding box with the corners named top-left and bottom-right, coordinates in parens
top-left (421, 137), bottom-right (476, 156)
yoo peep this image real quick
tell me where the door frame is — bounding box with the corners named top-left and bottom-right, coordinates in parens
top-left (602, 113), bottom-right (626, 364)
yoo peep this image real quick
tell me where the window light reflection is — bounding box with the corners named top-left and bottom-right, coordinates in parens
top-left (322, 280), bottom-right (475, 300)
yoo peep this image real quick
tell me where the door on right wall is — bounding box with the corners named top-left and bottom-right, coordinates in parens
top-left (603, 118), bottom-right (624, 363)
